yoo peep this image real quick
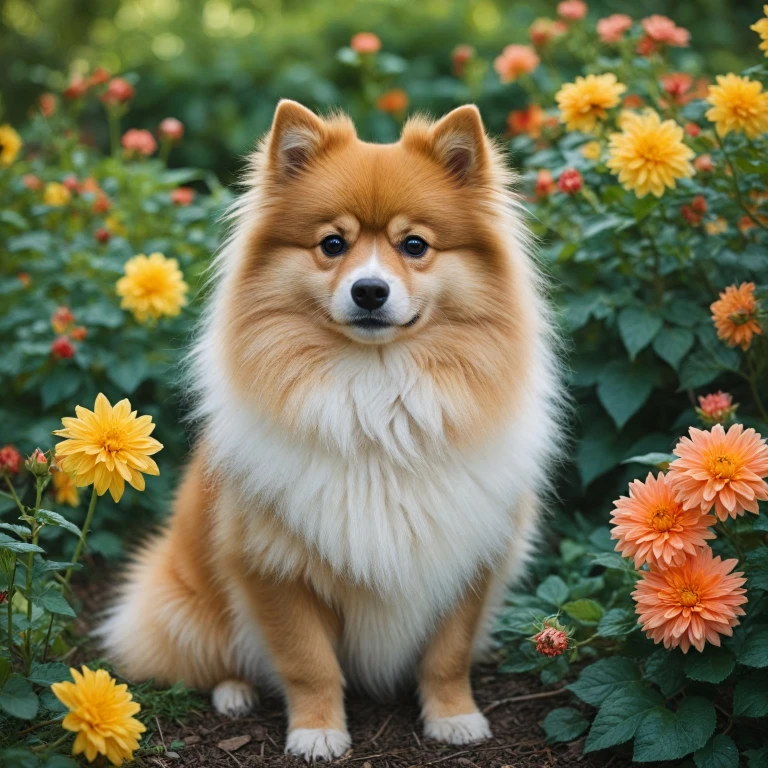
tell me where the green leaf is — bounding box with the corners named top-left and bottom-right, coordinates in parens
top-left (536, 575), bottom-right (569, 607)
top-left (0, 523), bottom-right (32, 538)
top-left (653, 327), bottom-right (695, 370)
top-left (42, 756), bottom-right (78, 768)
top-left (0, 675), bottom-right (39, 720)
top-left (745, 549), bottom-right (768, 591)
top-left (597, 607), bottom-right (639, 637)
top-left (584, 684), bottom-right (663, 753)
top-left (562, 599), bottom-right (604, 623)
top-left (542, 707), bottom-right (589, 744)
top-left (0, 534), bottom-right (45, 554)
top-left (36, 509), bottom-right (82, 538)
top-left (694, 734), bottom-right (739, 768)
top-left (41, 368), bottom-right (82, 409)
top-left (684, 646), bottom-right (735, 683)
top-left (618, 308), bottom-right (663, 360)
top-left (621, 452), bottom-right (676, 469)
top-left (739, 625), bottom-right (768, 668)
top-left (597, 360), bottom-right (655, 429)
top-left (107, 357), bottom-right (151, 394)
top-left (590, 552), bottom-right (638, 573)
top-left (745, 748), bottom-right (768, 768)
top-left (678, 351), bottom-right (725, 389)
top-left (733, 670), bottom-right (768, 717)
top-left (568, 658), bottom-right (641, 707)
top-left (36, 589), bottom-right (76, 617)
top-left (28, 662), bottom-right (73, 687)
top-left (633, 697), bottom-right (716, 762)
top-left (644, 650), bottom-right (685, 697)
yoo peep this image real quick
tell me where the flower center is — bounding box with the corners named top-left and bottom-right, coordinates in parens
top-left (101, 428), bottom-right (125, 454)
top-left (709, 453), bottom-right (737, 480)
top-left (648, 504), bottom-right (677, 531)
top-left (678, 587), bottom-right (699, 607)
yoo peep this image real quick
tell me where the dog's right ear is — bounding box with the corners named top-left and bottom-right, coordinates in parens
top-left (267, 100), bottom-right (326, 178)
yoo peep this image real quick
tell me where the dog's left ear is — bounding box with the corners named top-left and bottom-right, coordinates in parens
top-left (429, 105), bottom-right (488, 185)
top-left (267, 100), bottom-right (327, 178)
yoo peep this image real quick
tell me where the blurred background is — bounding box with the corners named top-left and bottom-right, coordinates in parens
top-left (1, 0), bottom-right (762, 182)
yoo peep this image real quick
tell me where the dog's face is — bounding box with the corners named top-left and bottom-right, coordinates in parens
top-left (233, 100), bottom-right (513, 348)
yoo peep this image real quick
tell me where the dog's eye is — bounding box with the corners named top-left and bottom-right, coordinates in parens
top-left (402, 236), bottom-right (428, 258)
top-left (320, 235), bottom-right (346, 257)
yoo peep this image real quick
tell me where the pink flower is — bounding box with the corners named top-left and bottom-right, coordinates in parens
top-left (451, 44), bottom-right (475, 76)
top-left (558, 0), bottom-right (587, 22)
top-left (641, 15), bottom-right (690, 47)
top-left (122, 129), bottom-right (157, 157)
top-left (170, 187), bottom-right (195, 206)
top-left (63, 75), bottom-right (89, 101)
top-left (101, 77), bottom-right (135, 105)
top-left (558, 168), bottom-right (583, 194)
top-left (350, 32), bottom-right (381, 54)
top-left (697, 392), bottom-right (738, 425)
top-left (494, 45), bottom-right (540, 83)
top-left (597, 14), bottom-right (633, 43)
top-left (694, 154), bottom-right (714, 174)
top-left (534, 626), bottom-right (569, 657)
top-left (158, 117), bottom-right (184, 142)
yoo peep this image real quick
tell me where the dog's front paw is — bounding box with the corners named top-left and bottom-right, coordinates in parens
top-left (212, 680), bottom-right (258, 717)
top-left (285, 728), bottom-right (351, 762)
top-left (424, 712), bottom-right (492, 745)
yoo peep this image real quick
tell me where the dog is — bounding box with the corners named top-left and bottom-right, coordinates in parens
top-left (99, 100), bottom-right (562, 761)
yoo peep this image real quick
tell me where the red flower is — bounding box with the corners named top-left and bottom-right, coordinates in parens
top-left (694, 154), bottom-right (714, 174)
top-left (158, 117), bottom-right (184, 142)
top-left (451, 44), bottom-right (475, 76)
top-left (0, 445), bottom-right (23, 475)
top-left (685, 122), bottom-right (701, 137)
top-left (558, 168), bottom-right (583, 194)
top-left (63, 75), bottom-right (89, 101)
top-left (51, 336), bottom-right (76, 359)
top-left (170, 187), bottom-right (195, 206)
top-left (350, 32), bottom-right (381, 54)
top-left (507, 105), bottom-right (546, 138)
top-left (101, 77), bottom-right (135, 105)
top-left (122, 129), bottom-right (157, 157)
top-left (92, 194), bottom-right (111, 214)
top-left (51, 306), bottom-right (75, 335)
top-left (95, 228), bottom-right (111, 244)
top-left (535, 169), bottom-right (556, 198)
top-left (23, 174), bottom-right (43, 191)
top-left (70, 326), bottom-right (88, 341)
top-left (534, 626), bottom-right (569, 657)
top-left (0, 592), bottom-right (7, 605)
top-left (623, 94), bottom-right (645, 109)
top-left (39, 93), bottom-right (57, 118)
top-left (682, 195), bottom-right (707, 225)
top-left (89, 67), bottom-right (110, 86)
top-left (63, 175), bottom-right (80, 193)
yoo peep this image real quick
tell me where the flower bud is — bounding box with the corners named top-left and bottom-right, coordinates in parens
top-left (70, 326), bottom-right (88, 341)
top-left (557, 168), bottom-right (583, 194)
top-left (534, 626), bottom-right (569, 657)
top-left (95, 228), bottom-right (111, 244)
top-left (0, 445), bottom-right (22, 476)
top-left (51, 336), bottom-right (76, 359)
top-left (101, 77), bottom-right (135, 105)
top-left (158, 117), bottom-right (184, 142)
top-left (350, 32), bottom-right (381, 54)
top-left (26, 448), bottom-right (50, 477)
top-left (170, 187), bottom-right (195, 206)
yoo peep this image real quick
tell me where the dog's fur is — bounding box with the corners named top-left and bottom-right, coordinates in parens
top-left (99, 101), bottom-right (562, 761)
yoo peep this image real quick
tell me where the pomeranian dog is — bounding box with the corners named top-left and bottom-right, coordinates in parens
top-left (99, 100), bottom-right (561, 761)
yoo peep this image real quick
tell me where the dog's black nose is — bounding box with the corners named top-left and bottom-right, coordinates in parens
top-left (351, 278), bottom-right (389, 311)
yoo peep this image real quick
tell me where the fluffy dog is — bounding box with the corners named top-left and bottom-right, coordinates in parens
top-left (99, 100), bottom-right (561, 761)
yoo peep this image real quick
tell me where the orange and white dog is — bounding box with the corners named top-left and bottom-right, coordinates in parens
top-left (99, 100), bottom-right (562, 761)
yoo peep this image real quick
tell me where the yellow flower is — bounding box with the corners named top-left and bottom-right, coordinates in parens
top-left (105, 214), bottom-right (127, 237)
top-left (607, 110), bottom-right (694, 198)
top-left (0, 124), bottom-right (22, 166)
top-left (53, 393), bottom-right (162, 502)
top-left (44, 182), bottom-right (71, 207)
top-left (52, 470), bottom-right (80, 507)
top-left (706, 74), bottom-right (768, 139)
top-left (581, 140), bottom-right (602, 160)
top-left (705, 217), bottom-right (728, 236)
top-left (752, 5), bottom-right (768, 56)
top-left (51, 666), bottom-right (146, 766)
top-left (555, 73), bottom-right (626, 133)
top-left (116, 252), bottom-right (188, 323)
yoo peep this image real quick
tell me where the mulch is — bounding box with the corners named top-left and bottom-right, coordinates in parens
top-left (143, 670), bottom-right (629, 768)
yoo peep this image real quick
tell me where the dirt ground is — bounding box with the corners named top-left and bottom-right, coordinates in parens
top-left (146, 671), bottom-right (628, 768)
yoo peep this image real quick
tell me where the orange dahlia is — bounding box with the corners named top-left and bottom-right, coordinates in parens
top-left (610, 472), bottom-right (715, 568)
top-left (633, 548), bottom-right (747, 653)
top-left (668, 424), bottom-right (768, 521)
top-left (710, 282), bottom-right (762, 350)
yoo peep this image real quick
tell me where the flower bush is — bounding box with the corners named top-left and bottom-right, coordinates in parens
top-left (1, 4), bottom-right (768, 766)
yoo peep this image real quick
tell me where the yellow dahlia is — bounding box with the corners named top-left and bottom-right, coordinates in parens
top-left (52, 470), bottom-right (80, 507)
top-left (53, 393), bottom-right (162, 502)
top-left (752, 6), bottom-right (768, 56)
top-left (44, 182), bottom-right (71, 207)
top-left (607, 110), bottom-right (693, 198)
top-left (116, 252), bottom-right (188, 323)
top-left (555, 73), bottom-right (626, 133)
top-left (0, 124), bottom-right (22, 166)
top-left (705, 74), bottom-right (768, 139)
top-left (51, 666), bottom-right (146, 766)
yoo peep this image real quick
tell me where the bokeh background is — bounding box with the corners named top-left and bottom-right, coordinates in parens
top-left (1, 0), bottom-right (761, 181)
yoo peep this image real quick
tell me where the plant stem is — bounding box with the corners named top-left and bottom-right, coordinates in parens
top-left (716, 133), bottom-right (768, 232)
top-left (6, 558), bottom-right (16, 654)
top-left (716, 521), bottom-right (745, 561)
top-left (65, 487), bottom-right (98, 586)
top-left (23, 480), bottom-right (43, 675)
top-left (30, 733), bottom-right (70, 753)
top-left (4, 476), bottom-right (25, 515)
top-left (107, 108), bottom-right (121, 158)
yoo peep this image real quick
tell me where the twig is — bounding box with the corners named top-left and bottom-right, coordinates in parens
top-left (155, 716), bottom-right (167, 751)
top-left (367, 712), bottom-right (394, 745)
top-left (482, 687), bottom-right (567, 714)
top-left (17, 717), bottom-right (63, 735)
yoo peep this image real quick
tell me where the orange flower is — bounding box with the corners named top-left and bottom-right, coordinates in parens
top-left (557, 0), bottom-right (587, 22)
top-left (633, 549), bottom-right (747, 653)
top-left (534, 169), bottom-right (556, 198)
top-left (710, 282), bottom-right (762, 350)
top-left (641, 15), bottom-right (690, 47)
top-left (507, 105), bottom-right (546, 138)
top-left (376, 89), bottom-right (408, 115)
top-left (534, 626), bottom-right (569, 657)
top-left (610, 472), bottom-right (716, 568)
top-left (350, 32), bottom-right (381, 54)
top-left (668, 424), bottom-right (768, 521)
top-left (451, 45), bottom-right (475, 76)
top-left (122, 129), bottom-right (157, 157)
top-left (494, 45), bottom-right (540, 83)
top-left (597, 14), bottom-right (633, 43)
top-left (697, 391), bottom-right (737, 425)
